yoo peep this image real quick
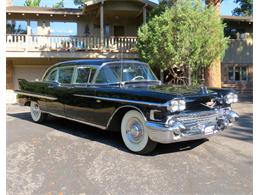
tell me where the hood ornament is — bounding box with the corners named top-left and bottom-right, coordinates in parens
top-left (201, 99), bottom-right (216, 109)
top-left (199, 77), bottom-right (208, 95)
top-left (200, 85), bottom-right (208, 95)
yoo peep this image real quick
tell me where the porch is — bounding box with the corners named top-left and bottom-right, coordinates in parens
top-left (6, 34), bottom-right (137, 52)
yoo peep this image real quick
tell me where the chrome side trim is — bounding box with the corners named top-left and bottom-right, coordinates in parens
top-left (43, 111), bottom-right (107, 130)
top-left (73, 94), bottom-right (164, 107)
top-left (15, 91), bottom-right (58, 101)
top-left (106, 105), bottom-right (147, 129)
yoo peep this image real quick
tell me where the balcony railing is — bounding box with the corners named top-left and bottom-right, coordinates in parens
top-left (6, 34), bottom-right (137, 52)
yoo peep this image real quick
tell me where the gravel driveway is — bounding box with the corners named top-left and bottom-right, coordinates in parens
top-left (6, 100), bottom-right (253, 195)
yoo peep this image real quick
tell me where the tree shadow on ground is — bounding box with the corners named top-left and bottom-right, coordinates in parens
top-left (220, 113), bottom-right (253, 143)
top-left (7, 112), bottom-right (206, 156)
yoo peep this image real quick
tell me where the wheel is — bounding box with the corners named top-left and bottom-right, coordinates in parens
top-left (30, 101), bottom-right (47, 123)
top-left (121, 110), bottom-right (157, 154)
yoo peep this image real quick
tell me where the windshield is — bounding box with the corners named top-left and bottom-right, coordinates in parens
top-left (94, 62), bottom-right (158, 84)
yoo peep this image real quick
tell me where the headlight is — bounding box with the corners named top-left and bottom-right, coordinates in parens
top-left (166, 99), bottom-right (186, 112)
top-left (224, 93), bottom-right (238, 104)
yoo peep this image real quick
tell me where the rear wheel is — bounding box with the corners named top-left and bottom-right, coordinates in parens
top-left (30, 101), bottom-right (47, 123)
top-left (121, 110), bottom-right (157, 154)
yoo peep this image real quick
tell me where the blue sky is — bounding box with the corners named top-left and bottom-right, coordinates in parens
top-left (13, 0), bottom-right (238, 15)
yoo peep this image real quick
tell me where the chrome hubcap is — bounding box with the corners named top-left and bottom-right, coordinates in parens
top-left (31, 102), bottom-right (41, 119)
top-left (126, 118), bottom-right (144, 144)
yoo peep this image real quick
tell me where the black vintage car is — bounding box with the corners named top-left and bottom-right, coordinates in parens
top-left (16, 59), bottom-right (239, 154)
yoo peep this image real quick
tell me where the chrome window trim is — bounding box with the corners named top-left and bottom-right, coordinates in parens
top-left (15, 91), bottom-right (58, 101)
top-left (73, 94), bottom-right (165, 107)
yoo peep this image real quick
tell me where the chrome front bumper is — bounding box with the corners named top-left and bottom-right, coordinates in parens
top-left (145, 109), bottom-right (239, 144)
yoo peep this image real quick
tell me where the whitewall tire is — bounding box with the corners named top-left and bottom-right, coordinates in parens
top-left (30, 101), bottom-right (47, 123)
top-left (121, 110), bottom-right (157, 154)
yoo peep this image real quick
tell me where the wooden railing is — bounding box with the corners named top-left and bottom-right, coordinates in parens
top-left (6, 34), bottom-right (137, 52)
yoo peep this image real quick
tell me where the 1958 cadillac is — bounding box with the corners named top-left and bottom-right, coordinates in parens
top-left (16, 59), bottom-right (239, 154)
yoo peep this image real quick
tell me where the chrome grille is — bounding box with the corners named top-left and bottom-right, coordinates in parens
top-left (173, 111), bottom-right (222, 134)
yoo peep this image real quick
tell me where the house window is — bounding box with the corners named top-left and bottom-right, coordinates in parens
top-left (50, 22), bottom-right (77, 36)
top-left (228, 65), bottom-right (248, 81)
top-left (224, 27), bottom-right (245, 40)
top-left (6, 20), bottom-right (27, 34)
top-left (104, 24), bottom-right (110, 37)
top-left (241, 67), bottom-right (247, 81)
top-left (30, 21), bottom-right (38, 35)
top-left (228, 67), bottom-right (234, 81)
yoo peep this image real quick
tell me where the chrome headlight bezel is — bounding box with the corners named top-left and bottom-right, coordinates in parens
top-left (224, 93), bottom-right (238, 104)
top-left (166, 99), bottom-right (186, 112)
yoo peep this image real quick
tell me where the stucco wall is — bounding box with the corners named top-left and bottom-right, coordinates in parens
top-left (222, 39), bottom-right (253, 64)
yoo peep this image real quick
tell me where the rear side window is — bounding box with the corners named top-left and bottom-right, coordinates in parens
top-left (76, 68), bottom-right (90, 83)
top-left (58, 67), bottom-right (74, 84)
top-left (75, 67), bottom-right (96, 84)
top-left (44, 69), bottom-right (58, 82)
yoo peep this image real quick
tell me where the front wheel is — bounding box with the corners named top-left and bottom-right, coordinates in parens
top-left (30, 101), bottom-right (48, 123)
top-left (121, 110), bottom-right (157, 154)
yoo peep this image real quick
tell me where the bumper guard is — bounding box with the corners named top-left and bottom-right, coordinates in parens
top-left (145, 109), bottom-right (239, 144)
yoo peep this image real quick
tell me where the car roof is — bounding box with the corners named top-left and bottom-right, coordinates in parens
top-left (55, 59), bottom-right (143, 67)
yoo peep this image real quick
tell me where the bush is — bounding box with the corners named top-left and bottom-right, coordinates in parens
top-left (137, 0), bottom-right (228, 85)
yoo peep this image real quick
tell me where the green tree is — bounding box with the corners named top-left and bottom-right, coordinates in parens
top-left (74, 0), bottom-right (85, 8)
top-left (232, 0), bottom-right (253, 16)
top-left (149, 0), bottom-right (177, 18)
top-left (137, 0), bottom-right (228, 85)
top-left (24, 0), bottom-right (41, 7)
top-left (53, 0), bottom-right (65, 8)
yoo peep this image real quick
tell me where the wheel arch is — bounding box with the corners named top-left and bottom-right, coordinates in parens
top-left (107, 105), bottom-right (146, 132)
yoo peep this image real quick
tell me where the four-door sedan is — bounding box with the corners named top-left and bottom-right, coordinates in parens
top-left (16, 59), bottom-right (239, 154)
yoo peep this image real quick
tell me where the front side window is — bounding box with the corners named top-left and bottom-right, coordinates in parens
top-left (58, 67), bottom-right (74, 84)
top-left (95, 63), bottom-right (158, 84)
top-left (95, 64), bottom-right (121, 83)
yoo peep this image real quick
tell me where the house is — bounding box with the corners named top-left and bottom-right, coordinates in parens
top-left (221, 16), bottom-right (253, 94)
top-left (6, 0), bottom-right (156, 103)
top-left (6, 0), bottom-right (253, 103)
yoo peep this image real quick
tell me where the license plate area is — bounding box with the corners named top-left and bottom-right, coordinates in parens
top-left (204, 125), bottom-right (215, 135)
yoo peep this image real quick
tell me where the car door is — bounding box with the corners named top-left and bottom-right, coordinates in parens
top-left (44, 66), bottom-right (75, 116)
top-left (64, 66), bottom-right (100, 126)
